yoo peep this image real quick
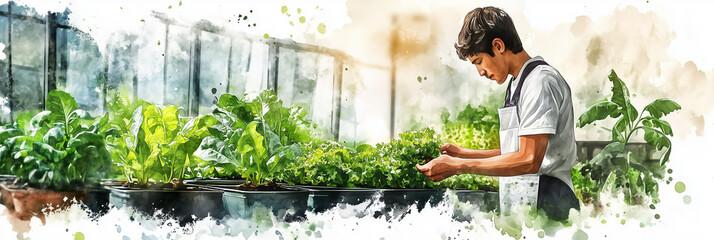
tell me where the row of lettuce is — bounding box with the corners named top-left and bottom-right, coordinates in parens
top-left (0, 89), bottom-right (498, 192)
top-left (0, 69), bottom-right (680, 208)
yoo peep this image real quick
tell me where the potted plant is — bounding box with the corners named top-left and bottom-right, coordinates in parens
top-left (0, 90), bottom-right (113, 222)
top-left (197, 91), bottom-right (311, 221)
top-left (278, 141), bottom-right (381, 216)
top-left (281, 128), bottom-right (500, 220)
top-left (107, 103), bottom-right (225, 224)
top-left (574, 70), bottom-right (680, 207)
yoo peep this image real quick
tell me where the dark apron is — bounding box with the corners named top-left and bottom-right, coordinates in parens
top-left (503, 60), bottom-right (580, 221)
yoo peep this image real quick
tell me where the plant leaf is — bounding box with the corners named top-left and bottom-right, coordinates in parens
top-left (577, 101), bottom-right (620, 127)
top-left (644, 99), bottom-right (681, 119)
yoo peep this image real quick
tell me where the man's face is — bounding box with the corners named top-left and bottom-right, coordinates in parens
top-left (467, 51), bottom-right (508, 85)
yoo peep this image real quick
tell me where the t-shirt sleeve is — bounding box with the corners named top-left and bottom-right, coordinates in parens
top-left (518, 69), bottom-right (561, 136)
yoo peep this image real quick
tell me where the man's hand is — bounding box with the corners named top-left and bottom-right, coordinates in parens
top-left (440, 143), bottom-right (462, 157)
top-left (416, 155), bottom-right (462, 182)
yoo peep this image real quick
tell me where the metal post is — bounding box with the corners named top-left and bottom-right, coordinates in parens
top-left (162, 23), bottom-right (169, 105)
top-left (331, 58), bottom-right (344, 140)
top-left (102, 43), bottom-right (109, 113)
top-left (44, 12), bottom-right (58, 109)
top-left (7, 2), bottom-right (13, 119)
top-left (188, 30), bottom-right (201, 116)
top-left (266, 41), bottom-right (279, 92)
top-left (389, 17), bottom-right (398, 140)
top-left (131, 41), bottom-right (138, 102)
top-left (226, 39), bottom-right (233, 94)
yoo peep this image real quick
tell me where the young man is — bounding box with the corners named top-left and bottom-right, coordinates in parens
top-left (416, 6), bottom-right (580, 220)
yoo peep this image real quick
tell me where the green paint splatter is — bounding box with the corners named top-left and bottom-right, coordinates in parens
top-left (674, 181), bottom-right (686, 193)
top-left (243, 16), bottom-right (248, 20)
top-left (649, 204), bottom-right (656, 209)
top-left (289, 21), bottom-right (294, 26)
top-left (667, 169), bottom-right (673, 174)
top-left (263, 33), bottom-right (269, 39)
top-left (616, 213), bottom-right (620, 218)
top-left (140, 19), bottom-right (145, 22)
top-left (168, 5), bottom-right (172, 9)
top-left (299, 16), bottom-right (306, 24)
top-left (572, 229), bottom-right (588, 240)
top-left (317, 23), bottom-right (326, 34)
top-left (157, 40), bottom-right (161, 46)
top-left (281, 6), bottom-right (288, 14)
top-left (601, 219), bottom-right (606, 224)
top-left (640, 222), bottom-right (645, 228)
top-left (179, 1), bottom-right (182, 6)
top-left (73, 232), bottom-right (85, 240)
top-left (417, 76), bottom-right (422, 83)
top-left (538, 231), bottom-right (545, 238)
top-left (654, 214), bottom-right (660, 219)
top-left (620, 219), bottom-right (626, 225)
top-left (683, 195), bottom-right (691, 204)
top-left (297, 8), bottom-right (302, 14)
top-left (345, 68), bottom-right (348, 71)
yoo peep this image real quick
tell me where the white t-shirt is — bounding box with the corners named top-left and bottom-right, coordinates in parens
top-left (510, 56), bottom-right (577, 191)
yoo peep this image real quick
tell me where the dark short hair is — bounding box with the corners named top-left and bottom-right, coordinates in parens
top-left (454, 6), bottom-right (523, 60)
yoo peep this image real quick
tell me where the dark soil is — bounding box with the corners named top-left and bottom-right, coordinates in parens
top-left (233, 181), bottom-right (287, 191)
top-left (122, 179), bottom-right (197, 191)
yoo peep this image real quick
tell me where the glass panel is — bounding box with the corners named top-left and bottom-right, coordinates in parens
top-left (0, 16), bottom-right (10, 123)
top-left (276, 51), bottom-right (334, 132)
top-left (227, 38), bottom-right (251, 97)
top-left (198, 31), bottom-right (230, 114)
top-left (276, 48), bottom-right (296, 106)
top-left (244, 42), bottom-right (268, 93)
top-left (311, 54), bottom-right (335, 133)
top-left (0, 3), bottom-right (8, 13)
top-left (107, 34), bottom-right (138, 102)
top-left (136, 18), bottom-right (165, 105)
top-left (338, 65), bottom-right (391, 145)
top-left (58, 29), bottom-right (104, 115)
top-left (10, 18), bottom-right (45, 114)
top-left (164, 25), bottom-right (191, 108)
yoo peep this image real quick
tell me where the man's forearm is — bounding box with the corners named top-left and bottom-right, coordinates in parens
top-left (456, 148), bottom-right (501, 159)
top-left (455, 151), bottom-right (539, 177)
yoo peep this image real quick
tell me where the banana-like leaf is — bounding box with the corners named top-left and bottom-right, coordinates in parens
top-left (644, 99), bottom-right (681, 119)
top-left (576, 101), bottom-right (621, 127)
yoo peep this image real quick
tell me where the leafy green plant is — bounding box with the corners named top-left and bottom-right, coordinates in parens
top-left (114, 104), bottom-right (216, 187)
top-left (575, 70), bottom-right (680, 205)
top-left (0, 90), bottom-right (113, 190)
top-left (279, 128), bottom-right (499, 190)
top-left (197, 91), bottom-right (312, 185)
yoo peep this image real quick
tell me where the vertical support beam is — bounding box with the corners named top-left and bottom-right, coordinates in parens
top-left (55, 24), bottom-right (68, 101)
top-left (102, 43), bottom-right (109, 113)
top-left (132, 41), bottom-right (138, 102)
top-left (389, 18), bottom-right (398, 140)
top-left (44, 12), bottom-right (58, 109)
top-left (7, 2), bottom-right (13, 119)
top-left (188, 30), bottom-right (201, 116)
top-left (226, 39), bottom-right (233, 94)
top-left (331, 57), bottom-right (344, 140)
top-left (266, 42), bottom-right (279, 93)
top-left (161, 23), bottom-right (169, 105)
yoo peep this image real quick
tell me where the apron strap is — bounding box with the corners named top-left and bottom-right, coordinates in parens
top-left (537, 175), bottom-right (580, 221)
top-left (504, 60), bottom-right (549, 108)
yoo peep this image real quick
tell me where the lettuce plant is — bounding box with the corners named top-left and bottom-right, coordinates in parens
top-left (113, 104), bottom-right (216, 187)
top-left (0, 90), bottom-right (113, 190)
top-left (197, 91), bottom-right (310, 185)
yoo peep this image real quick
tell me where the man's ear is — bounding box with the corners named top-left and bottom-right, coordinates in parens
top-left (492, 38), bottom-right (505, 54)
